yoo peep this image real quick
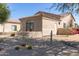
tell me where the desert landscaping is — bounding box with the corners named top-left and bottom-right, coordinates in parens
top-left (0, 35), bottom-right (79, 56)
top-left (0, 3), bottom-right (79, 56)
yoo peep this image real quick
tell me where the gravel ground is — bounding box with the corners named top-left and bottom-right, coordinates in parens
top-left (0, 37), bottom-right (79, 56)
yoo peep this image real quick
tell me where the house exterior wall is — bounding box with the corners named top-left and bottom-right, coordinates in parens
top-left (0, 24), bottom-right (3, 32)
top-left (42, 17), bottom-right (59, 36)
top-left (20, 13), bottom-right (76, 38)
top-left (59, 14), bottom-right (75, 28)
top-left (0, 22), bottom-right (20, 34)
top-left (20, 15), bottom-right (42, 31)
top-left (4, 23), bottom-right (20, 32)
top-left (20, 15), bottom-right (43, 38)
top-left (41, 14), bottom-right (76, 36)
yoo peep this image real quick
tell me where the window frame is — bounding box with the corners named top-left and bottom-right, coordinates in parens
top-left (26, 22), bottom-right (34, 31)
top-left (58, 22), bottom-right (60, 25)
top-left (11, 25), bottom-right (17, 31)
top-left (63, 23), bottom-right (66, 28)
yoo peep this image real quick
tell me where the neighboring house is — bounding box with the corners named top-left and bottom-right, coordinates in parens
top-left (19, 11), bottom-right (76, 38)
top-left (0, 19), bottom-right (20, 35)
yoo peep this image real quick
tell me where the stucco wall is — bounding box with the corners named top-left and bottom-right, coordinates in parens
top-left (4, 23), bottom-right (20, 32)
top-left (42, 17), bottom-right (58, 36)
top-left (20, 14), bottom-right (76, 38)
top-left (0, 24), bottom-right (4, 32)
top-left (27, 31), bottom-right (42, 38)
top-left (20, 15), bottom-right (42, 31)
top-left (0, 23), bottom-right (20, 33)
top-left (59, 14), bottom-right (75, 28)
top-left (20, 15), bottom-right (43, 38)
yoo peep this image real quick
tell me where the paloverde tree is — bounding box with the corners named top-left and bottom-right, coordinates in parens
top-left (0, 3), bottom-right (10, 32)
top-left (49, 3), bottom-right (79, 27)
top-left (49, 3), bottom-right (79, 14)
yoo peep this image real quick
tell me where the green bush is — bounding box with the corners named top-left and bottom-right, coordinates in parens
top-left (21, 43), bottom-right (26, 47)
top-left (0, 38), bottom-right (4, 43)
top-left (15, 46), bottom-right (20, 50)
top-left (27, 45), bottom-right (32, 50)
top-left (0, 48), bottom-right (4, 51)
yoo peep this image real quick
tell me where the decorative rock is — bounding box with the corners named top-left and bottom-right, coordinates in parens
top-left (58, 52), bottom-right (62, 55)
top-left (62, 46), bottom-right (66, 49)
top-left (70, 53), bottom-right (79, 56)
top-left (61, 50), bottom-right (71, 56)
top-left (46, 50), bottom-right (52, 53)
top-left (62, 52), bottom-right (71, 56)
top-left (62, 50), bottom-right (70, 53)
top-left (70, 50), bottom-right (78, 53)
top-left (76, 45), bottom-right (79, 48)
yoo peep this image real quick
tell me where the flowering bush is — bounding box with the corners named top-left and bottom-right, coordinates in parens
top-left (76, 29), bottom-right (79, 34)
top-left (70, 28), bottom-right (79, 34)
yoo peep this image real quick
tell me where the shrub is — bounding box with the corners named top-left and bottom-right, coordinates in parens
top-left (0, 48), bottom-right (4, 51)
top-left (27, 45), bottom-right (32, 50)
top-left (69, 28), bottom-right (79, 34)
top-left (0, 39), bottom-right (4, 43)
top-left (15, 46), bottom-right (20, 50)
top-left (20, 43), bottom-right (26, 47)
top-left (10, 33), bottom-right (15, 37)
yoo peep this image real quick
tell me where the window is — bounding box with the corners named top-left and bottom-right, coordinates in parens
top-left (26, 22), bottom-right (34, 31)
top-left (11, 25), bottom-right (17, 31)
top-left (75, 23), bottom-right (78, 28)
top-left (58, 22), bottom-right (60, 25)
top-left (63, 23), bottom-right (66, 28)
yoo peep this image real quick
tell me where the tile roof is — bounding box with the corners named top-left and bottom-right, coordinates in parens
top-left (35, 11), bottom-right (70, 20)
top-left (6, 19), bottom-right (20, 24)
top-left (20, 11), bottom-right (73, 21)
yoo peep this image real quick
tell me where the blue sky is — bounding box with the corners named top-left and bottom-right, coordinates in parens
top-left (8, 3), bottom-right (79, 24)
top-left (8, 3), bottom-right (52, 19)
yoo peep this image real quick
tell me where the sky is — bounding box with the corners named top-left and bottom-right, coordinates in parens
top-left (8, 3), bottom-right (79, 24)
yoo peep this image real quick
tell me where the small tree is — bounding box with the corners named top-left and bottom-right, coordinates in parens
top-left (49, 3), bottom-right (79, 14)
top-left (0, 3), bottom-right (10, 33)
top-left (49, 3), bottom-right (79, 26)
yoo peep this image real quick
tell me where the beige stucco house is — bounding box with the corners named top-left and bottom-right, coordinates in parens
top-left (19, 11), bottom-right (77, 38)
top-left (0, 19), bottom-right (20, 35)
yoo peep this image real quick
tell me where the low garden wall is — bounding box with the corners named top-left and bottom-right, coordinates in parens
top-left (57, 28), bottom-right (72, 35)
top-left (57, 28), bottom-right (79, 35)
